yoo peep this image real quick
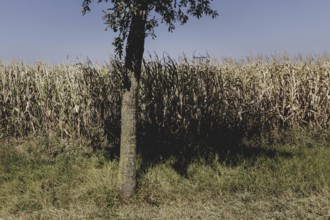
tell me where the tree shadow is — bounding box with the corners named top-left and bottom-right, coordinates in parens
top-left (102, 116), bottom-right (294, 177)
top-left (136, 123), bottom-right (293, 177)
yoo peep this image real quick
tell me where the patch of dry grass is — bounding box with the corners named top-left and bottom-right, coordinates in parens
top-left (1, 137), bottom-right (329, 219)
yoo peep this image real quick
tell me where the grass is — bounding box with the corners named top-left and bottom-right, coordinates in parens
top-left (0, 135), bottom-right (329, 219)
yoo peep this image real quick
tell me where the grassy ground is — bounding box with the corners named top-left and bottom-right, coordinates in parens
top-left (0, 136), bottom-right (329, 219)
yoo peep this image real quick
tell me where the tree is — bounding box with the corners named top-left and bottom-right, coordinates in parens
top-left (82, 0), bottom-right (218, 199)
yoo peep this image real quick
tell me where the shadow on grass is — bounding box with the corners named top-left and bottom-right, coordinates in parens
top-left (104, 122), bottom-right (294, 177)
top-left (141, 125), bottom-right (293, 177)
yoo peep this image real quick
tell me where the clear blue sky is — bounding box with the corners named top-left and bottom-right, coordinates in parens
top-left (0, 0), bottom-right (329, 64)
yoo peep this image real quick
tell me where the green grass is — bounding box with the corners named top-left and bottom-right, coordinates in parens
top-left (0, 137), bottom-right (330, 219)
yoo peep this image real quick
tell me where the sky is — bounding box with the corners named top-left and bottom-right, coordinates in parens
top-left (0, 0), bottom-right (330, 64)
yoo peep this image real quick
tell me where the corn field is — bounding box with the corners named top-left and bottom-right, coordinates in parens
top-left (0, 55), bottom-right (329, 151)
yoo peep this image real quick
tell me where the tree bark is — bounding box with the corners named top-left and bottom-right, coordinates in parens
top-left (118, 71), bottom-right (138, 199)
top-left (118, 8), bottom-right (147, 199)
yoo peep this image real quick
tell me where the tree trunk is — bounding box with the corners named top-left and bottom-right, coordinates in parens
top-left (118, 71), bottom-right (138, 199)
top-left (118, 9), bottom-right (147, 199)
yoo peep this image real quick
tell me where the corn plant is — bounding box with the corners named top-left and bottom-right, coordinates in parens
top-left (0, 55), bottom-right (329, 150)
